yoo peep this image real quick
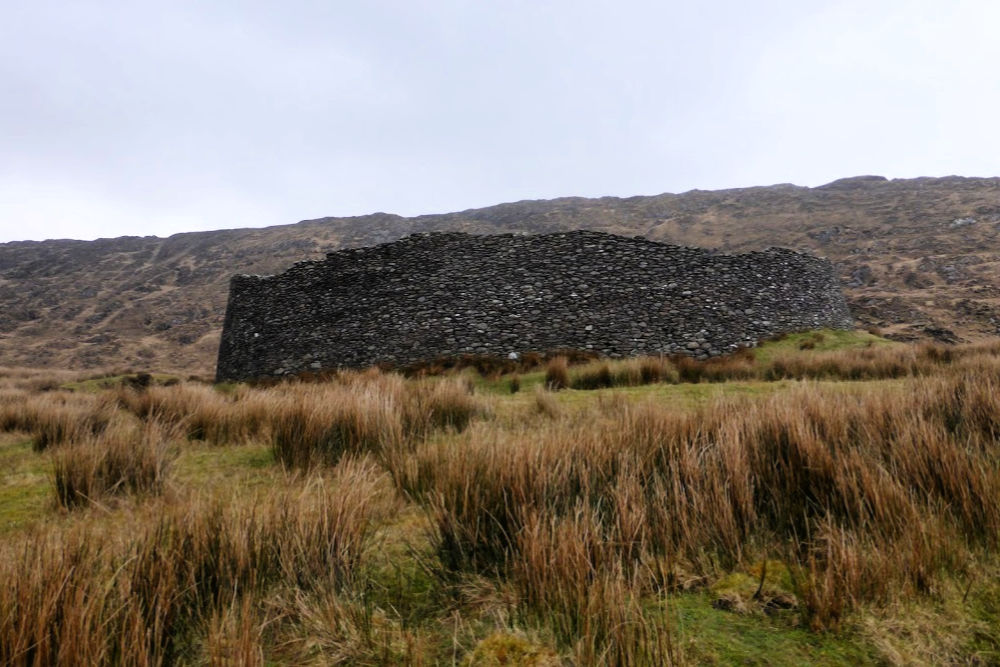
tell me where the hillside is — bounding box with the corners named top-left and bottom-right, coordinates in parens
top-left (2, 174), bottom-right (999, 374)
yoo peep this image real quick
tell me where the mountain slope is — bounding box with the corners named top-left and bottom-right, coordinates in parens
top-left (2, 175), bottom-right (999, 374)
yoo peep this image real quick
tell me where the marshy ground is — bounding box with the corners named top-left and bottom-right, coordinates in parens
top-left (2, 330), bottom-right (1000, 665)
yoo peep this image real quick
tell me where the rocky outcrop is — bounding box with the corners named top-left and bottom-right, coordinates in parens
top-left (216, 231), bottom-right (853, 381)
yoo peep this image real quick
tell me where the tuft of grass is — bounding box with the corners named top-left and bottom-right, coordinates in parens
top-left (50, 420), bottom-right (175, 509)
top-left (544, 357), bottom-right (569, 391)
top-left (270, 374), bottom-right (484, 470)
top-left (638, 356), bottom-right (677, 385)
top-left (570, 362), bottom-right (614, 390)
top-left (270, 383), bottom-right (405, 469)
top-left (0, 391), bottom-right (116, 451)
top-left (407, 377), bottom-right (484, 435)
top-left (532, 387), bottom-right (563, 420)
top-left (202, 596), bottom-right (266, 666)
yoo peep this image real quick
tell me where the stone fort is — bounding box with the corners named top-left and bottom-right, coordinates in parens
top-left (215, 230), bottom-right (854, 381)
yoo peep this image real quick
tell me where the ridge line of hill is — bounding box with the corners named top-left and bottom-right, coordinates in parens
top-left (2, 174), bottom-right (999, 373)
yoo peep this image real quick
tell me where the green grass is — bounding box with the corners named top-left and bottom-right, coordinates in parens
top-left (361, 507), bottom-right (450, 631)
top-left (753, 329), bottom-right (894, 363)
top-left (0, 435), bottom-right (278, 535)
top-left (172, 441), bottom-right (276, 488)
top-left (0, 434), bottom-right (52, 534)
top-left (964, 577), bottom-right (1000, 661)
top-left (480, 371), bottom-right (791, 406)
top-left (671, 593), bottom-right (879, 665)
top-left (578, 379), bottom-right (783, 403)
top-left (469, 369), bottom-right (547, 395)
top-left (710, 560), bottom-right (797, 600)
top-left (514, 377), bottom-right (905, 412)
top-left (471, 329), bottom-right (895, 396)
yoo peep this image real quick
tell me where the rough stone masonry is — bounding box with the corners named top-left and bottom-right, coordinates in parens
top-left (215, 230), bottom-right (854, 381)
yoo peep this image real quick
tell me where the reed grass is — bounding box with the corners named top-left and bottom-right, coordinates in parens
top-left (545, 356), bottom-right (570, 391)
top-left (397, 364), bottom-right (1000, 636)
top-left (270, 375), bottom-right (484, 469)
top-left (6, 339), bottom-right (1000, 662)
top-left (0, 458), bottom-right (393, 664)
top-left (0, 391), bottom-right (114, 450)
top-left (50, 419), bottom-right (175, 509)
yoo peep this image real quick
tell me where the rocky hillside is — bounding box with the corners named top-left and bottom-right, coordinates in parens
top-left (2, 175), bottom-right (999, 374)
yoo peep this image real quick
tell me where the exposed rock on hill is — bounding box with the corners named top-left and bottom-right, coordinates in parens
top-left (2, 175), bottom-right (999, 373)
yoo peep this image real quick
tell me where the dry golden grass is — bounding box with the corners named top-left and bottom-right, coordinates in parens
top-left (5, 341), bottom-right (1000, 663)
top-left (50, 418), bottom-right (176, 509)
top-left (394, 360), bottom-right (1000, 647)
top-left (112, 383), bottom-right (273, 445)
top-left (269, 381), bottom-right (406, 469)
top-left (202, 596), bottom-right (266, 666)
top-left (269, 375), bottom-right (485, 469)
top-left (544, 356), bottom-right (570, 391)
top-left (532, 387), bottom-right (563, 420)
top-left (0, 366), bottom-right (89, 392)
top-left (0, 458), bottom-right (394, 665)
top-left (0, 391), bottom-right (115, 451)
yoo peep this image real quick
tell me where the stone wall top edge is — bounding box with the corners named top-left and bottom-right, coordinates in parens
top-left (235, 230), bottom-right (830, 282)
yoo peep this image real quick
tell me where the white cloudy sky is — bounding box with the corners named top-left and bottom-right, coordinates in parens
top-left (2, 0), bottom-right (998, 242)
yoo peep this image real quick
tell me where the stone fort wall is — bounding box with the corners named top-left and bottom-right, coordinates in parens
top-left (216, 231), bottom-right (854, 381)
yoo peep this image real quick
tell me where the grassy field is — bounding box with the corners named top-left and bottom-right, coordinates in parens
top-left (2, 330), bottom-right (1000, 665)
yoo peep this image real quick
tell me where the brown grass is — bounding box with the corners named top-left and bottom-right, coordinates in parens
top-left (395, 362), bottom-right (1000, 638)
top-left (544, 356), bottom-right (570, 391)
top-left (385, 349), bottom-right (600, 378)
top-left (570, 362), bottom-right (614, 390)
top-left (7, 341), bottom-right (1000, 661)
top-left (532, 387), bottom-right (563, 420)
top-left (269, 374), bottom-right (484, 470)
top-left (0, 458), bottom-right (394, 664)
top-left (513, 508), bottom-right (675, 665)
top-left (485, 337), bottom-right (1000, 391)
top-left (406, 376), bottom-right (483, 435)
top-left (50, 419), bottom-right (176, 509)
top-left (0, 391), bottom-right (115, 450)
top-left (269, 381), bottom-right (406, 469)
top-left (112, 383), bottom-right (272, 445)
top-left (99, 371), bottom-right (483, 470)
top-left (0, 366), bottom-right (88, 392)
top-left (636, 356), bottom-right (678, 385)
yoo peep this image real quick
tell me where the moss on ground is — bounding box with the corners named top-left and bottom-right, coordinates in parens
top-left (464, 632), bottom-right (560, 666)
top-left (670, 593), bottom-right (879, 665)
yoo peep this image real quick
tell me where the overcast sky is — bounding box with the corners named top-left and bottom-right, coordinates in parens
top-left (2, 0), bottom-right (998, 242)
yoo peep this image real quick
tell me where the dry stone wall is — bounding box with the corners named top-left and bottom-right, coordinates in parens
top-left (216, 231), bottom-right (854, 381)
